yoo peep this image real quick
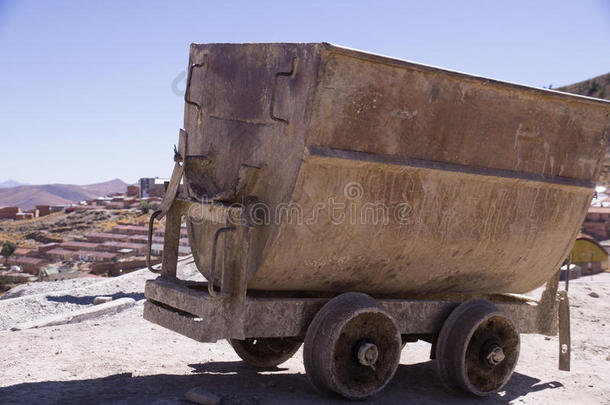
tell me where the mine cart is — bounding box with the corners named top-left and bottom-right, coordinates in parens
top-left (144, 43), bottom-right (610, 399)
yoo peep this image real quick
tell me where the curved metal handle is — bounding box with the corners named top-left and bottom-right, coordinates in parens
top-left (270, 56), bottom-right (297, 124)
top-left (185, 57), bottom-right (207, 111)
top-left (208, 226), bottom-right (235, 297)
top-left (147, 210), bottom-right (162, 273)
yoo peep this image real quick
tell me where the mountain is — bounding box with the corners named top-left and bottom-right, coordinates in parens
top-left (0, 179), bottom-right (128, 209)
top-left (0, 179), bottom-right (27, 188)
top-left (80, 179), bottom-right (130, 197)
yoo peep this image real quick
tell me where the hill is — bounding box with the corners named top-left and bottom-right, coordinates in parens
top-left (0, 179), bottom-right (128, 209)
top-left (558, 72), bottom-right (610, 99)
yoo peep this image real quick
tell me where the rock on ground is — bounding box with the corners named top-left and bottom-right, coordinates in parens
top-left (185, 387), bottom-right (220, 405)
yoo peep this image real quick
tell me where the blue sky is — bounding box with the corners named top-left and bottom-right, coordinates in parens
top-left (1, 0), bottom-right (609, 185)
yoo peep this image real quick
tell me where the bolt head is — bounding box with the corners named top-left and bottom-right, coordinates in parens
top-left (357, 342), bottom-right (379, 366)
top-left (486, 345), bottom-right (505, 366)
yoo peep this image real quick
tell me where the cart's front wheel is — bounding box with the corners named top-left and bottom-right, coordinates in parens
top-left (303, 292), bottom-right (402, 399)
top-left (230, 337), bottom-right (301, 368)
top-left (436, 299), bottom-right (520, 396)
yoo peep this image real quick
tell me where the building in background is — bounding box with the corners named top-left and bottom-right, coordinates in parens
top-left (0, 206), bottom-right (21, 220)
top-left (126, 185), bottom-right (139, 197)
top-left (139, 178), bottom-right (167, 198)
top-left (15, 211), bottom-right (36, 220)
top-left (7, 256), bottom-right (47, 275)
top-left (571, 235), bottom-right (609, 276)
top-left (36, 205), bottom-right (51, 216)
top-left (582, 207), bottom-right (610, 240)
top-left (40, 265), bottom-right (78, 281)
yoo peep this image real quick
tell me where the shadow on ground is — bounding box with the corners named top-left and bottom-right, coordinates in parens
top-left (46, 292), bottom-right (145, 305)
top-left (0, 361), bottom-right (563, 405)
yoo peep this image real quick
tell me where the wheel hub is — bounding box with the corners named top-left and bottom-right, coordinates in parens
top-left (357, 342), bottom-right (379, 367)
top-left (483, 342), bottom-right (505, 366)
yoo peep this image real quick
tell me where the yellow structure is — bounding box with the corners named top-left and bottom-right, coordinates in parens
top-left (570, 236), bottom-right (608, 275)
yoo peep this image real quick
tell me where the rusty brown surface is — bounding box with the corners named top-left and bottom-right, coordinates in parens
top-left (181, 43), bottom-right (610, 296)
top-left (143, 278), bottom-right (545, 342)
top-left (558, 72), bottom-right (610, 187)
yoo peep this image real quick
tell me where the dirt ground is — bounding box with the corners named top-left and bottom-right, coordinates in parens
top-left (0, 268), bottom-right (609, 405)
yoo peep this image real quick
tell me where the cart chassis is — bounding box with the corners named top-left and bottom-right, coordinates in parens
top-left (143, 174), bottom-right (572, 394)
top-left (144, 198), bottom-right (561, 344)
top-left (144, 276), bottom-right (556, 343)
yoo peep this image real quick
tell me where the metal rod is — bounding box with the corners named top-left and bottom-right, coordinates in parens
top-left (565, 253), bottom-right (571, 292)
top-left (208, 226), bottom-right (235, 297)
top-left (147, 210), bottom-right (162, 273)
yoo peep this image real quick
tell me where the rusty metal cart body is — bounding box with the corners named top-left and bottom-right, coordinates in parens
top-left (144, 43), bottom-right (610, 398)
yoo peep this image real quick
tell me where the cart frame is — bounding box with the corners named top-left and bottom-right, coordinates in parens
top-left (144, 198), bottom-right (563, 347)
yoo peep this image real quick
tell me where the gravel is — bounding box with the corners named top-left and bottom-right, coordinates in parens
top-left (1, 265), bottom-right (609, 404)
top-left (0, 269), bottom-right (154, 330)
top-left (0, 256), bottom-right (200, 331)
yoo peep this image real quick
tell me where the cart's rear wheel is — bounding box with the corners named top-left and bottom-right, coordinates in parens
top-left (229, 337), bottom-right (301, 368)
top-left (436, 299), bottom-right (520, 396)
top-left (303, 292), bottom-right (402, 399)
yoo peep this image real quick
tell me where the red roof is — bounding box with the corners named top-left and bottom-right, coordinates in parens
top-left (73, 250), bottom-right (117, 259)
top-left (13, 248), bottom-right (32, 256)
top-left (113, 225), bottom-right (148, 231)
top-left (101, 241), bottom-right (147, 249)
top-left (86, 232), bottom-right (128, 240)
top-left (60, 241), bottom-right (100, 250)
top-left (47, 248), bottom-right (76, 256)
top-left (10, 256), bottom-right (45, 265)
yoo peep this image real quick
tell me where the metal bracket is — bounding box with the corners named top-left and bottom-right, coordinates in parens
top-left (146, 129), bottom-right (188, 275)
top-left (558, 290), bottom-right (571, 371)
top-left (558, 254), bottom-right (571, 371)
top-left (185, 54), bottom-right (208, 111)
top-left (536, 269), bottom-right (560, 336)
top-left (208, 226), bottom-right (235, 297)
top-left (270, 56), bottom-right (298, 124)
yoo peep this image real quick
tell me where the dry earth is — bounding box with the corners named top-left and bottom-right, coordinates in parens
top-left (0, 208), bottom-right (154, 249)
top-left (0, 265), bottom-right (609, 405)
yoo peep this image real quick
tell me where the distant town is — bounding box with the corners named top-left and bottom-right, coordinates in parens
top-left (0, 177), bottom-right (190, 289)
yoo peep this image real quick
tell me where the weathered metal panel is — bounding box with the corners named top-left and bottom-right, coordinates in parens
top-left (252, 154), bottom-right (591, 293)
top-left (308, 48), bottom-right (607, 182)
top-left (144, 279), bottom-right (547, 342)
top-left (183, 43), bottom-right (321, 283)
top-left (245, 298), bottom-right (326, 338)
top-left (145, 278), bottom-right (234, 340)
top-left (143, 301), bottom-right (219, 343)
top-left (182, 43), bottom-right (610, 295)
